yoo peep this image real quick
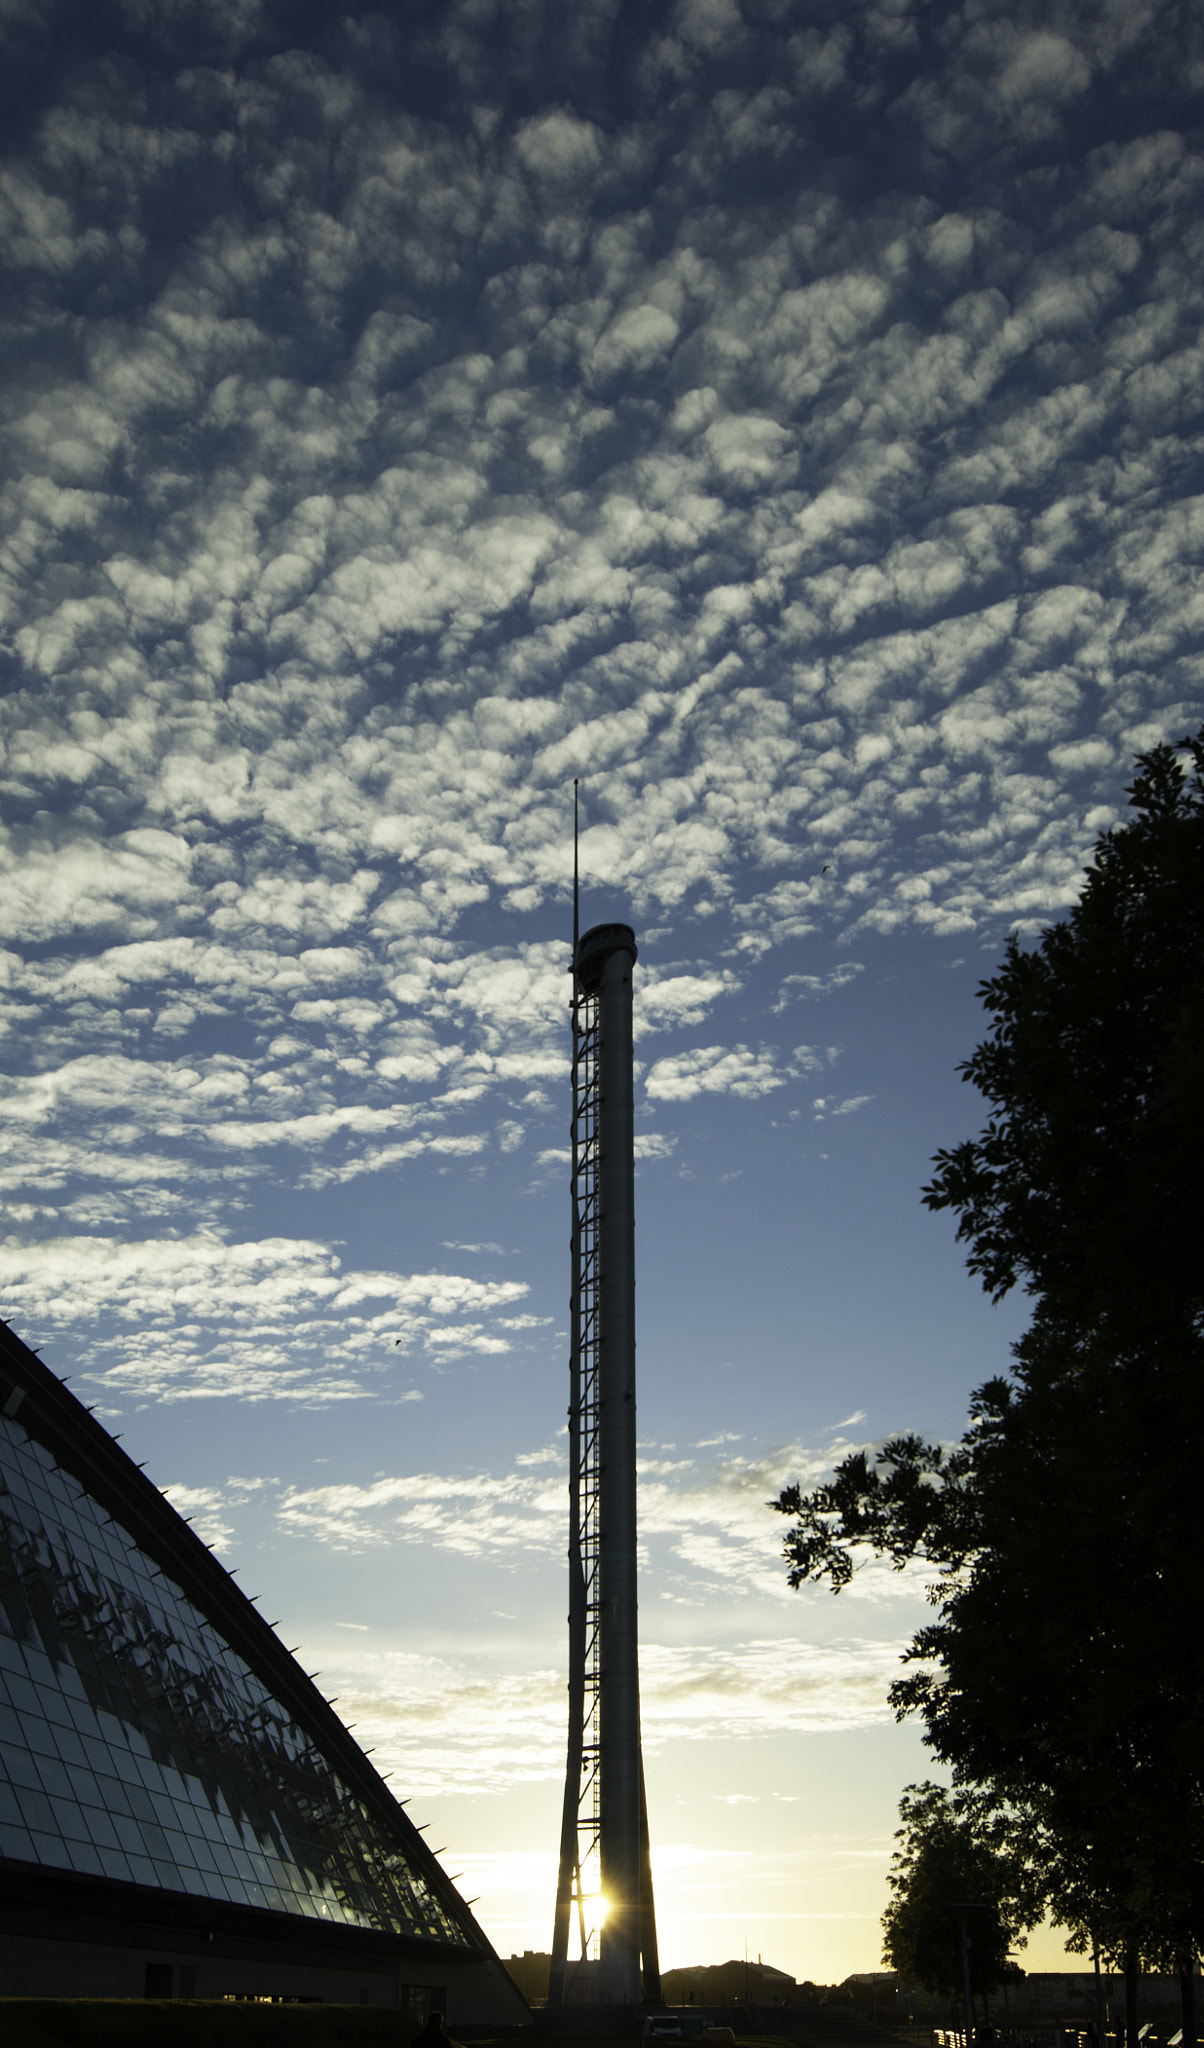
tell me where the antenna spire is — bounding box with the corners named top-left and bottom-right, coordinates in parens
top-left (572, 779), bottom-right (580, 971)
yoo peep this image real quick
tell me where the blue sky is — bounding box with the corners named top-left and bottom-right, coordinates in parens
top-left (1, 0), bottom-right (1201, 1983)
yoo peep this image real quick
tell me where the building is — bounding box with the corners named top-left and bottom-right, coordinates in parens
top-left (505, 1952), bottom-right (551, 2005)
top-left (0, 1318), bottom-right (529, 2018)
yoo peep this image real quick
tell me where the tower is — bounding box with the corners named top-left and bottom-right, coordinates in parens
top-left (549, 807), bottom-right (659, 2010)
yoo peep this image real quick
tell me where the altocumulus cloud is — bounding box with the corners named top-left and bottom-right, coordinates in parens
top-left (299, 1637), bottom-right (905, 1800)
top-left (0, 0), bottom-right (1201, 1377)
top-left (0, 1232), bottom-right (535, 1402)
top-left (242, 1432), bottom-right (921, 1608)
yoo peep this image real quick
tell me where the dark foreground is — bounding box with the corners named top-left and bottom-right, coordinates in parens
top-left (0, 2006), bottom-right (429, 2048)
top-left (0, 2010), bottom-right (911, 2048)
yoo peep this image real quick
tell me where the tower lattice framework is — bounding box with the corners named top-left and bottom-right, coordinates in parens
top-left (549, 882), bottom-right (659, 2012)
top-left (549, 966), bottom-right (603, 1991)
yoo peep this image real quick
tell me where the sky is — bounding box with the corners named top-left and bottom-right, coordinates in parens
top-left (1, 0), bottom-right (1202, 1989)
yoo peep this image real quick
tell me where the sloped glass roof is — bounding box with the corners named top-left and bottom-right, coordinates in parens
top-left (0, 1413), bottom-right (467, 1945)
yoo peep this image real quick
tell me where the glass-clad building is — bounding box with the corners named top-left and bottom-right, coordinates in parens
top-left (0, 1320), bottom-right (528, 2015)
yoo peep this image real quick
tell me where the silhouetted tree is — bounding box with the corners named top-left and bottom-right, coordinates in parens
top-left (882, 1783), bottom-right (1033, 2005)
top-left (923, 732), bottom-right (1204, 1349)
top-left (775, 735), bottom-right (1204, 2045)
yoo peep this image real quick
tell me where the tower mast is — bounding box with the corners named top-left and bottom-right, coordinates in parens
top-left (549, 791), bottom-right (659, 2012)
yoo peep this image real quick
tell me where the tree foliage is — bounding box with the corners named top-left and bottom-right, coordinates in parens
top-left (922, 732), bottom-right (1204, 1338)
top-left (882, 1784), bottom-right (1034, 1999)
top-left (775, 735), bottom-right (1204, 1977)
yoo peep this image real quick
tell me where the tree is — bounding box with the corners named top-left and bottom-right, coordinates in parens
top-left (922, 732), bottom-right (1204, 1346)
top-left (778, 1331), bottom-right (1204, 2039)
top-left (775, 736), bottom-right (1204, 2043)
top-left (883, 1783), bottom-right (1034, 2007)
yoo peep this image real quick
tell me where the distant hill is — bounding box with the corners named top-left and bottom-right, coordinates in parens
top-left (502, 1953), bottom-right (800, 2010)
top-left (661, 1961), bottom-right (797, 2008)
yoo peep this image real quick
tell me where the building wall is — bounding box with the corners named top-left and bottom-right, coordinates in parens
top-left (0, 1334), bottom-right (529, 2032)
top-left (0, 1929), bottom-right (520, 2018)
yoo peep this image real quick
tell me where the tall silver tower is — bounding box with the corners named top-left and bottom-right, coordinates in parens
top-left (549, 807), bottom-right (659, 2011)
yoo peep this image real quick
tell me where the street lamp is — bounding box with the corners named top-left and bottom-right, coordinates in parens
top-left (950, 1903), bottom-right (995, 2048)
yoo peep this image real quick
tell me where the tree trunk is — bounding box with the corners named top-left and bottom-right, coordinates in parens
top-left (1124, 1950), bottom-right (1139, 2048)
top-left (1179, 1960), bottom-right (1197, 2048)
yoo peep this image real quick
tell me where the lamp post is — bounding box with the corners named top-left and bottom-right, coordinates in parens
top-left (951, 1904), bottom-right (993, 2048)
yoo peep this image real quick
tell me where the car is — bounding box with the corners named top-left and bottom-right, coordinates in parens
top-left (644, 2017), bottom-right (683, 2039)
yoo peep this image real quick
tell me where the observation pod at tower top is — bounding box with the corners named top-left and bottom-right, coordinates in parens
top-left (575, 921), bottom-right (638, 993)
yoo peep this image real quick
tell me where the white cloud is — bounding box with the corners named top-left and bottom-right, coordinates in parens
top-left (158, 1483), bottom-right (234, 1550)
top-left (514, 111), bottom-right (603, 185)
top-left (307, 1633), bottom-right (904, 1800)
top-left (997, 33), bottom-right (1091, 117)
top-left (267, 1434), bottom-right (920, 1611)
top-left (773, 963), bottom-right (864, 1012)
top-left (591, 304), bottom-right (681, 380)
top-left (633, 1132), bottom-right (677, 1160)
top-left (277, 1465), bottom-right (565, 1555)
top-left (0, 830), bottom-right (196, 943)
top-left (161, 1427), bottom-right (932, 1801)
top-left (634, 966), bottom-right (741, 1036)
top-left (0, 1233), bottom-right (530, 1402)
top-left (0, 0), bottom-right (1198, 1435)
top-left (639, 1637), bottom-right (904, 1743)
top-left (644, 1044), bottom-right (786, 1102)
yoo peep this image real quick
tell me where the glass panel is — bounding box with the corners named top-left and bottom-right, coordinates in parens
top-left (83, 1808), bottom-right (122, 1850)
top-left (34, 1756), bottom-right (75, 1798)
top-left (4, 1748), bottom-right (42, 1792)
top-left (0, 1413), bottom-right (466, 1945)
top-left (50, 1798), bottom-right (92, 1843)
top-left (52, 1724), bottom-right (89, 1768)
top-left (67, 1839), bottom-right (107, 1877)
top-left (16, 1788), bottom-right (56, 1834)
